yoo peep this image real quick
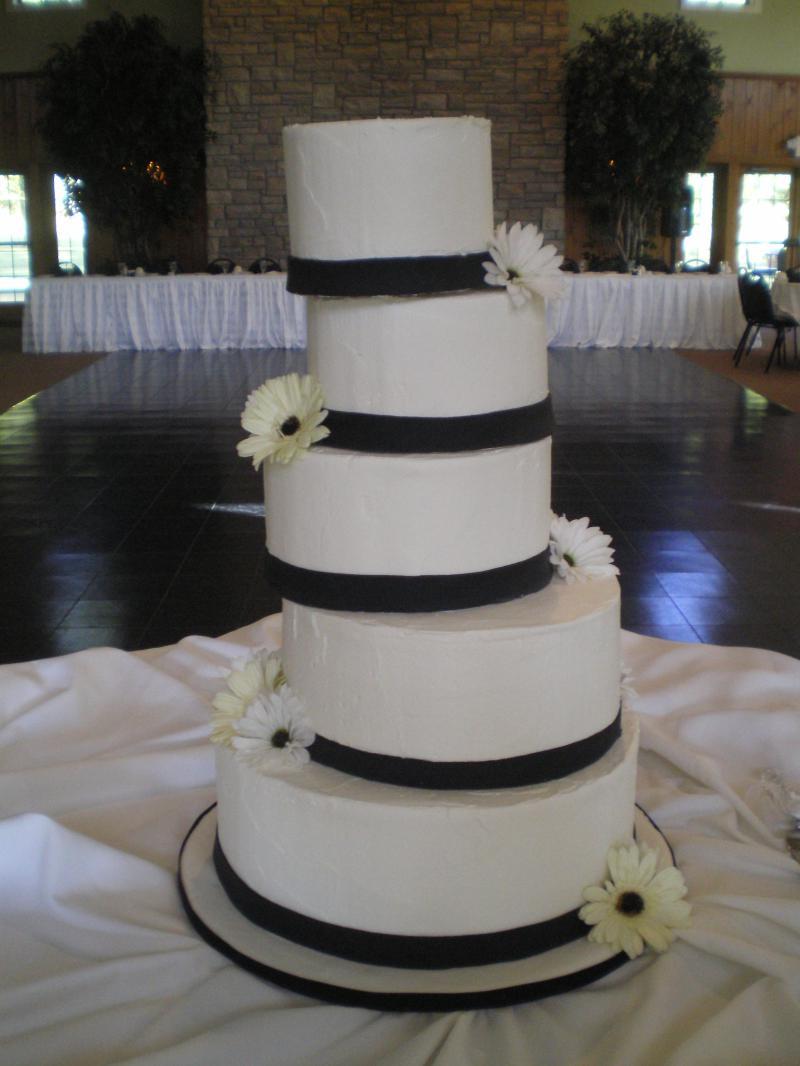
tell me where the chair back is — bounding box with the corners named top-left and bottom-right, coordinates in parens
top-left (55, 261), bottom-right (82, 276)
top-left (207, 257), bottom-right (236, 275)
top-left (681, 259), bottom-right (710, 273)
top-left (738, 272), bottom-right (776, 325)
top-left (249, 256), bottom-right (282, 274)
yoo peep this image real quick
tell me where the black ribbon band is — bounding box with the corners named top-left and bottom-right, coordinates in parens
top-left (267, 548), bottom-right (552, 613)
top-left (316, 396), bottom-right (553, 454)
top-left (212, 834), bottom-right (587, 969)
top-left (287, 251), bottom-right (489, 296)
top-left (309, 708), bottom-right (622, 790)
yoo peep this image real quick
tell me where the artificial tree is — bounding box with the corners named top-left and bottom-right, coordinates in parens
top-left (564, 11), bottom-right (724, 267)
top-left (37, 13), bottom-right (213, 268)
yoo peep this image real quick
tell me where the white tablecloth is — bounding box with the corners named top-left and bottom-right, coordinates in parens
top-left (772, 279), bottom-right (800, 320)
top-left (547, 273), bottom-right (745, 349)
top-left (1, 619), bottom-right (798, 1065)
top-left (24, 271), bottom-right (745, 355)
top-left (22, 274), bottom-right (308, 353)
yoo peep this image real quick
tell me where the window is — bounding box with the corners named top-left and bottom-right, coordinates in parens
top-left (53, 175), bottom-right (87, 274)
top-left (9, 1), bottom-right (85, 8)
top-left (683, 172), bottom-right (715, 266)
top-left (736, 171), bottom-right (792, 272)
top-left (681, 1), bottom-right (761, 10)
top-left (0, 174), bottom-right (31, 304)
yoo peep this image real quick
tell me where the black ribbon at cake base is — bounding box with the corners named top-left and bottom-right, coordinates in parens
top-left (266, 548), bottom-right (552, 613)
top-left (287, 251), bottom-right (489, 297)
top-left (316, 397), bottom-right (553, 454)
top-left (212, 834), bottom-right (588, 970)
top-left (309, 708), bottom-right (622, 790)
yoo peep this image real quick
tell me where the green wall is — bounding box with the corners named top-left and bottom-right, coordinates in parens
top-left (5, 2), bottom-right (796, 79)
top-left (0, 1), bottom-right (202, 74)
top-left (569, 0), bottom-right (800, 76)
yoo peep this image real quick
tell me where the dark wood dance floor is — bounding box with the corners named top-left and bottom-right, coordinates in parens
top-left (1, 345), bottom-right (798, 665)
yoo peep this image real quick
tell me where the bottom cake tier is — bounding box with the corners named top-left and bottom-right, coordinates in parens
top-left (179, 801), bottom-right (676, 1011)
top-left (214, 715), bottom-right (639, 953)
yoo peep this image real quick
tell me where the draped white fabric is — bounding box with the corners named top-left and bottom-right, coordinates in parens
top-left (24, 272), bottom-right (745, 355)
top-left (547, 273), bottom-right (745, 350)
top-left (23, 274), bottom-right (308, 353)
top-left (772, 279), bottom-right (800, 320)
top-left (1, 618), bottom-right (798, 1065)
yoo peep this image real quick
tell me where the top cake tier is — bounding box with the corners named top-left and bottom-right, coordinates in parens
top-left (283, 117), bottom-right (493, 260)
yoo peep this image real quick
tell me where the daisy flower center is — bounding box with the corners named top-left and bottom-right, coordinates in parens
top-left (507, 267), bottom-right (520, 280)
top-left (280, 415), bottom-right (301, 437)
top-left (616, 890), bottom-right (645, 916)
top-left (271, 727), bottom-right (290, 749)
top-left (563, 551), bottom-right (576, 567)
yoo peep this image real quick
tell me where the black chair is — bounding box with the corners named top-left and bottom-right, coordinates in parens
top-left (249, 256), bottom-right (282, 274)
top-left (734, 272), bottom-right (798, 372)
top-left (681, 259), bottom-right (710, 273)
top-left (54, 261), bottom-right (82, 276)
top-left (786, 266), bottom-right (800, 283)
top-left (207, 257), bottom-right (237, 275)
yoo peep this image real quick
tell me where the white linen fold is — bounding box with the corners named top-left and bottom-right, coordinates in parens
top-left (25, 273), bottom-right (745, 354)
top-left (547, 274), bottom-right (745, 350)
top-left (24, 275), bottom-right (308, 353)
top-left (1, 621), bottom-right (798, 1065)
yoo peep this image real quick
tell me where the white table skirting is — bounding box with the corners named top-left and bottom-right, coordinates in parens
top-left (772, 278), bottom-right (800, 320)
top-left (547, 272), bottom-right (745, 350)
top-left (24, 271), bottom-right (746, 354)
top-left (1, 618), bottom-right (798, 1065)
top-left (23, 273), bottom-right (308, 353)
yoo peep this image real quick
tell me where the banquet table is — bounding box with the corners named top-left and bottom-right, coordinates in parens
top-left (547, 272), bottom-right (745, 349)
top-left (23, 270), bottom-right (745, 355)
top-left (1, 618), bottom-right (798, 1066)
top-left (772, 278), bottom-right (800, 320)
top-left (22, 273), bottom-right (308, 353)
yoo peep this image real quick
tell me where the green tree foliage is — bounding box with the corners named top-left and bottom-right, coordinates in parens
top-left (37, 13), bottom-right (213, 266)
top-left (564, 11), bottom-right (724, 264)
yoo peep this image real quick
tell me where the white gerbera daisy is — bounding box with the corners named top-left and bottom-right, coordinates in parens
top-left (210, 649), bottom-right (286, 746)
top-left (236, 372), bottom-right (330, 469)
top-left (549, 514), bottom-right (620, 583)
top-left (579, 843), bottom-right (691, 959)
top-left (483, 221), bottom-right (566, 306)
top-left (620, 662), bottom-right (638, 712)
top-left (231, 687), bottom-right (315, 772)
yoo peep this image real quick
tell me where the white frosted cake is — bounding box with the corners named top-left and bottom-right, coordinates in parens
top-left (179, 117), bottom-right (689, 1010)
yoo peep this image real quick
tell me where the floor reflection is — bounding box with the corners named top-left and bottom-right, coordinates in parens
top-left (1, 346), bottom-right (798, 664)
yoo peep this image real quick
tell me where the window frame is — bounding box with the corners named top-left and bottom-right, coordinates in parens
top-left (0, 171), bottom-right (33, 304)
top-left (7, 0), bottom-right (86, 10)
top-left (682, 171), bottom-right (717, 267)
top-left (680, 0), bottom-right (762, 12)
top-left (53, 174), bottom-right (87, 275)
top-left (735, 168), bottom-right (795, 274)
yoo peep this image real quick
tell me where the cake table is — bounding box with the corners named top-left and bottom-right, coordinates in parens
top-left (0, 620), bottom-right (798, 1065)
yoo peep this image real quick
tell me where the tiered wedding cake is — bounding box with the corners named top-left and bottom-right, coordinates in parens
top-left (179, 117), bottom-right (688, 1010)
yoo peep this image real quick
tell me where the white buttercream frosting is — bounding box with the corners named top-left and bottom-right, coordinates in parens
top-left (214, 115), bottom-right (640, 958)
top-left (265, 440), bottom-right (551, 577)
top-left (283, 117), bottom-right (493, 260)
top-left (216, 716), bottom-right (639, 937)
top-left (282, 577), bottom-right (620, 761)
top-left (308, 289), bottom-right (548, 417)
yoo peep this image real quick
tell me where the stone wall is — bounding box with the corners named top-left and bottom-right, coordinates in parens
top-left (203, 0), bottom-right (568, 265)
